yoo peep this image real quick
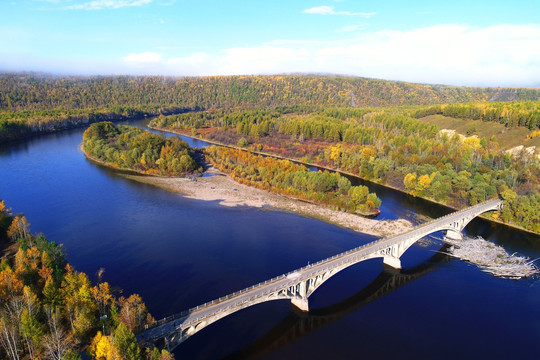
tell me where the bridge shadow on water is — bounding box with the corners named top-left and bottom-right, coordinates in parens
top-left (220, 245), bottom-right (453, 360)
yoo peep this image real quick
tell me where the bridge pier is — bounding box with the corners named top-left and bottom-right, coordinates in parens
top-left (383, 256), bottom-right (401, 269)
top-left (291, 297), bottom-right (309, 312)
top-left (291, 280), bottom-right (309, 311)
top-left (444, 229), bottom-right (463, 240)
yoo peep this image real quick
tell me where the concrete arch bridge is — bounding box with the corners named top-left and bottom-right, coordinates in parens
top-left (223, 247), bottom-right (453, 360)
top-left (137, 199), bottom-right (502, 351)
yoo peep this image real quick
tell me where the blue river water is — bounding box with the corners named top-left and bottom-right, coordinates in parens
top-left (0, 121), bottom-right (538, 359)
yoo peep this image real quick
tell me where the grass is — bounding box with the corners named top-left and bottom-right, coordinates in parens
top-left (418, 115), bottom-right (540, 149)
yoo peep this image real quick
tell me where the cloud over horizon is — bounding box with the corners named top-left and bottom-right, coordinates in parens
top-left (117, 24), bottom-right (540, 87)
top-left (2, 22), bottom-right (538, 87)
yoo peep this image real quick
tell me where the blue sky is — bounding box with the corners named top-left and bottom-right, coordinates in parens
top-left (1, 0), bottom-right (539, 86)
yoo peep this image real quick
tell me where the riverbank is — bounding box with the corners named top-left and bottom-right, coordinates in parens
top-left (0, 236), bottom-right (17, 260)
top-left (123, 168), bottom-right (412, 238)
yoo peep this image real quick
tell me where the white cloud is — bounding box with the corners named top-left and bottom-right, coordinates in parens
top-left (117, 24), bottom-right (540, 87)
top-left (219, 47), bottom-right (311, 75)
top-left (124, 51), bottom-right (161, 63)
top-left (66, 0), bottom-right (153, 10)
top-left (303, 5), bottom-right (335, 15)
top-left (303, 5), bottom-right (375, 17)
top-left (335, 25), bottom-right (360, 33)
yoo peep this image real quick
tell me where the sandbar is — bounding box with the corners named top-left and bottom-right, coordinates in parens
top-left (123, 168), bottom-right (412, 238)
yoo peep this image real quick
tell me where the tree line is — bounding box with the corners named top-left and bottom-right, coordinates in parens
top-left (205, 146), bottom-right (381, 215)
top-left (6, 73), bottom-right (535, 113)
top-left (83, 122), bottom-right (201, 176)
top-left (0, 106), bottom-right (189, 144)
top-left (0, 200), bottom-right (174, 359)
top-left (413, 101), bottom-right (540, 130)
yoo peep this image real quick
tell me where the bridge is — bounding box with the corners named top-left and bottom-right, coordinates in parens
top-left (223, 246), bottom-right (453, 359)
top-left (137, 198), bottom-right (502, 350)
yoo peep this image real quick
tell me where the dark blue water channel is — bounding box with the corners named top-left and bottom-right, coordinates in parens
top-left (1, 120), bottom-right (539, 359)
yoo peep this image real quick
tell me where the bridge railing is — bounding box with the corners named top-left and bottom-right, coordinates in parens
top-left (144, 198), bottom-right (502, 332)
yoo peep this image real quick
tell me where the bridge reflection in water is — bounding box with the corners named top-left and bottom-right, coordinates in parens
top-left (222, 246), bottom-right (453, 360)
top-left (137, 199), bottom-right (502, 351)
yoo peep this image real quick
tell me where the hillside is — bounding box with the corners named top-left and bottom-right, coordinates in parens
top-left (2, 73), bottom-right (540, 112)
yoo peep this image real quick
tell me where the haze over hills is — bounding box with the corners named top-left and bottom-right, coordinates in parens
top-left (1, 73), bottom-right (539, 112)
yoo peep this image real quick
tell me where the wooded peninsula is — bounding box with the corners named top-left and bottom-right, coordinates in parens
top-left (82, 122), bottom-right (201, 176)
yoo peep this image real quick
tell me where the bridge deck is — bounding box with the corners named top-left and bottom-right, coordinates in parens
top-left (138, 198), bottom-right (502, 344)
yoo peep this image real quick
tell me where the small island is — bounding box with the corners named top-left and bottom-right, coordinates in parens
top-left (82, 122), bottom-right (202, 176)
top-left (82, 122), bottom-right (397, 237)
top-left (83, 121), bottom-right (381, 217)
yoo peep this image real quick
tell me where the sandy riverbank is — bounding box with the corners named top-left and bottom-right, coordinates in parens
top-left (123, 168), bottom-right (412, 238)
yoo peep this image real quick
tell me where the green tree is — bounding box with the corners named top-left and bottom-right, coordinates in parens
top-left (337, 177), bottom-right (351, 195)
top-left (113, 322), bottom-right (142, 360)
top-left (20, 308), bottom-right (44, 359)
top-left (237, 137), bottom-right (248, 147)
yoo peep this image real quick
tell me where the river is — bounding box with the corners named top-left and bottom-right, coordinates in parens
top-left (0, 120), bottom-right (538, 359)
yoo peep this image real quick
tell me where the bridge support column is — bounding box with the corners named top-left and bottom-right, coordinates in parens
top-left (383, 256), bottom-right (401, 269)
top-left (445, 229), bottom-right (463, 240)
top-left (291, 297), bottom-right (309, 312)
top-left (291, 280), bottom-right (309, 312)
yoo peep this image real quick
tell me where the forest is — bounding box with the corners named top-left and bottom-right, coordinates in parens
top-left (412, 101), bottom-right (540, 129)
top-left (152, 105), bottom-right (540, 233)
top-left (0, 106), bottom-right (189, 144)
top-left (2, 73), bottom-right (540, 143)
top-left (82, 122), bottom-right (201, 176)
top-left (205, 146), bottom-right (381, 215)
top-left (0, 200), bottom-right (174, 359)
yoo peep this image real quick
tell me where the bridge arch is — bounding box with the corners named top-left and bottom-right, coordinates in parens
top-left (161, 294), bottom-right (294, 348)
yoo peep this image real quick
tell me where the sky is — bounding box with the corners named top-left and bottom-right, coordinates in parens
top-left (1, 0), bottom-right (539, 87)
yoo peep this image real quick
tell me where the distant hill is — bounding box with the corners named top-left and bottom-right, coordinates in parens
top-left (1, 73), bottom-right (539, 111)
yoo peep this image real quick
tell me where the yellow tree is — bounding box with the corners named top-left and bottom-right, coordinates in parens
top-left (118, 294), bottom-right (154, 330)
top-left (403, 173), bottom-right (417, 195)
top-left (0, 271), bottom-right (25, 360)
top-left (0, 268), bottom-right (23, 302)
top-left (89, 331), bottom-right (123, 360)
top-left (91, 282), bottom-right (114, 318)
top-left (0, 200), bottom-right (11, 215)
top-left (7, 216), bottom-right (30, 241)
top-left (416, 174), bottom-right (433, 195)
